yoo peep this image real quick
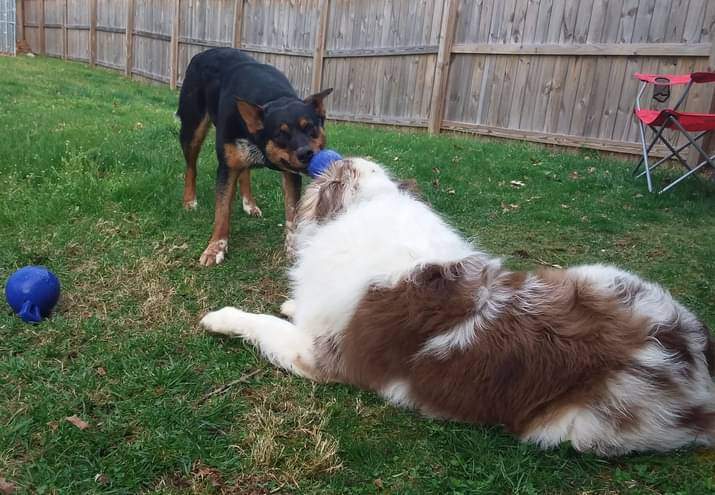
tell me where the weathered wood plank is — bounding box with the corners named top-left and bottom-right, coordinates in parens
top-left (428, 0), bottom-right (457, 134)
top-left (89, 0), bottom-right (96, 66)
top-left (441, 120), bottom-right (669, 157)
top-left (233, 0), bottom-right (243, 47)
top-left (451, 42), bottom-right (710, 57)
top-left (126, 0), bottom-right (134, 76)
top-left (311, 0), bottom-right (329, 93)
top-left (169, 0), bottom-right (179, 89)
top-left (39, 0), bottom-right (45, 54)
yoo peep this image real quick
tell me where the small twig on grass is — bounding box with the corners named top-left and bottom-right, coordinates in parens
top-left (533, 257), bottom-right (563, 269)
top-left (198, 369), bottom-right (262, 404)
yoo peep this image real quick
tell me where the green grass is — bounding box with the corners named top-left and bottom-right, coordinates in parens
top-left (1, 56), bottom-right (714, 495)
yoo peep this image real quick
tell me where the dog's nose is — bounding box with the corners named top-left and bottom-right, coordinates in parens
top-left (297, 147), bottom-right (315, 164)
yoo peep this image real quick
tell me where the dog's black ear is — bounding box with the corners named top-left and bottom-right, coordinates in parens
top-left (304, 88), bottom-right (333, 119)
top-left (236, 98), bottom-right (264, 134)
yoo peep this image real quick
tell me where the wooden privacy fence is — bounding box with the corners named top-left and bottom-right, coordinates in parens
top-left (16, 0), bottom-right (715, 156)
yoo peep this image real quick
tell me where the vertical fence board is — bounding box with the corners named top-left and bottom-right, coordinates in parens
top-left (17, 0), bottom-right (715, 156)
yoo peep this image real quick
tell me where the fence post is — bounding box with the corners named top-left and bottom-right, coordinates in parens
top-left (232, 0), bottom-right (243, 48)
top-left (39, 0), bottom-right (45, 55)
top-left (89, 0), bottom-right (96, 66)
top-left (169, 0), bottom-right (180, 89)
top-left (428, 0), bottom-right (458, 135)
top-left (62, 0), bottom-right (67, 59)
top-left (311, 0), bottom-right (330, 94)
top-left (16, 0), bottom-right (24, 44)
top-left (125, 0), bottom-right (134, 77)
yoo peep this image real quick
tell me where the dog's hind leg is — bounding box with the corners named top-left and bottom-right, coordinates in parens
top-left (238, 169), bottom-right (262, 217)
top-left (201, 307), bottom-right (318, 380)
top-left (177, 82), bottom-right (211, 210)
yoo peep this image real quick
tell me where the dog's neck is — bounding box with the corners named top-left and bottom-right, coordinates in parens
top-left (263, 95), bottom-right (301, 111)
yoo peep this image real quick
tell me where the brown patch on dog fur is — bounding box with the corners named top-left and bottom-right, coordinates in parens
top-left (209, 168), bottom-right (240, 244)
top-left (182, 115), bottom-right (211, 206)
top-left (223, 143), bottom-right (251, 170)
top-left (653, 325), bottom-right (695, 367)
top-left (310, 127), bottom-right (326, 152)
top-left (280, 123), bottom-right (290, 133)
top-left (265, 140), bottom-right (295, 169)
top-left (324, 262), bottom-right (652, 436)
top-left (236, 100), bottom-right (264, 134)
top-left (296, 159), bottom-right (357, 224)
top-left (299, 117), bottom-right (309, 128)
top-left (304, 88), bottom-right (333, 119)
top-left (677, 405), bottom-right (715, 433)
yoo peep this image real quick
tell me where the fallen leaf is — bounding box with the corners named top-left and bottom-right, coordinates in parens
top-left (0, 478), bottom-right (16, 495)
top-left (66, 415), bottom-right (90, 430)
top-left (96, 367), bottom-right (107, 377)
top-left (432, 178), bottom-right (440, 189)
top-left (560, 204), bottom-right (570, 209)
top-left (588, 167), bottom-right (596, 174)
top-left (432, 167), bottom-right (441, 174)
top-left (47, 420), bottom-right (59, 431)
top-left (569, 171), bottom-right (580, 180)
top-left (446, 188), bottom-right (456, 195)
top-left (374, 478), bottom-right (384, 489)
top-left (393, 156), bottom-right (399, 161)
top-left (510, 180), bottom-right (525, 188)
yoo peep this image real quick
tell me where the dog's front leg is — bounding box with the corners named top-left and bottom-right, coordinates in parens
top-left (281, 172), bottom-right (302, 258)
top-left (200, 307), bottom-right (318, 380)
top-left (200, 141), bottom-right (252, 266)
top-left (200, 164), bottom-right (239, 266)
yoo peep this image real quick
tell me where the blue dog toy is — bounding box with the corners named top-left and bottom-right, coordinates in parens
top-left (5, 266), bottom-right (61, 323)
top-left (308, 149), bottom-right (343, 178)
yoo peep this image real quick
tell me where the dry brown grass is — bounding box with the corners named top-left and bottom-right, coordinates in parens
top-left (234, 382), bottom-right (342, 488)
top-left (59, 219), bottom-right (207, 329)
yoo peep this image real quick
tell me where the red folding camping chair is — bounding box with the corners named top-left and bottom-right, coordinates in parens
top-left (633, 72), bottom-right (715, 193)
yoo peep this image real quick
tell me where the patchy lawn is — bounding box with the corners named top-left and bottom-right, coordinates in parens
top-left (0, 56), bottom-right (714, 495)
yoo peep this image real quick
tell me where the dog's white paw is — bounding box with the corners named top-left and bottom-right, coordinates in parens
top-left (184, 199), bottom-right (198, 210)
top-left (199, 239), bottom-right (228, 267)
top-left (280, 299), bottom-right (296, 319)
top-left (242, 198), bottom-right (263, 217)
top-left (200, 307), bottom-right (249, 336)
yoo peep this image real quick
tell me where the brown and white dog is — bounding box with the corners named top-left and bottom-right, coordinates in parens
top-left (201, 158), bottom-right (715, 456)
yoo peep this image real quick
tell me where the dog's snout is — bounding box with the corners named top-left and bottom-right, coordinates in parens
top-left (297, 146), bottom-right (315, 164)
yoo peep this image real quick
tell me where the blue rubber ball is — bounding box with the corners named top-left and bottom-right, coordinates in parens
top-left (5, 266), bottom-right (61, 323)
top-left (307, 149), bottom-right (343, 178)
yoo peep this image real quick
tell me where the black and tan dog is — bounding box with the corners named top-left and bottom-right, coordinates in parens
top-left (177, 48), bottom-right (332, 266)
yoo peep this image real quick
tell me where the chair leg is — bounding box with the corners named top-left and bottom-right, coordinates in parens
top-left (633, 124), bottom-right (662, 176)
top-left (638, 121), bottom-right (654, 192)
top-left (659, 155), bottom-right (715, 193)
top-left (635, 130), bottom-right (709, 178)
top-left (658, 121), bottom-right (714, 193)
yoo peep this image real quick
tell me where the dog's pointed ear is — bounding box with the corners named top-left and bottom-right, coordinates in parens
top-left (236, 98), bottom-right (264, 134)
top-left (304, 88), bottom-right (333, 119)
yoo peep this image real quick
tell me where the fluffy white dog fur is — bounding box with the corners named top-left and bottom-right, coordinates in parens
top-left (201, 158), bottom-right (714, 456)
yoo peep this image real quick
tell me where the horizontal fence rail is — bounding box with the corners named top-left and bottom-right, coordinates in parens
top-left (16, 0), bottom-right (715, 157)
